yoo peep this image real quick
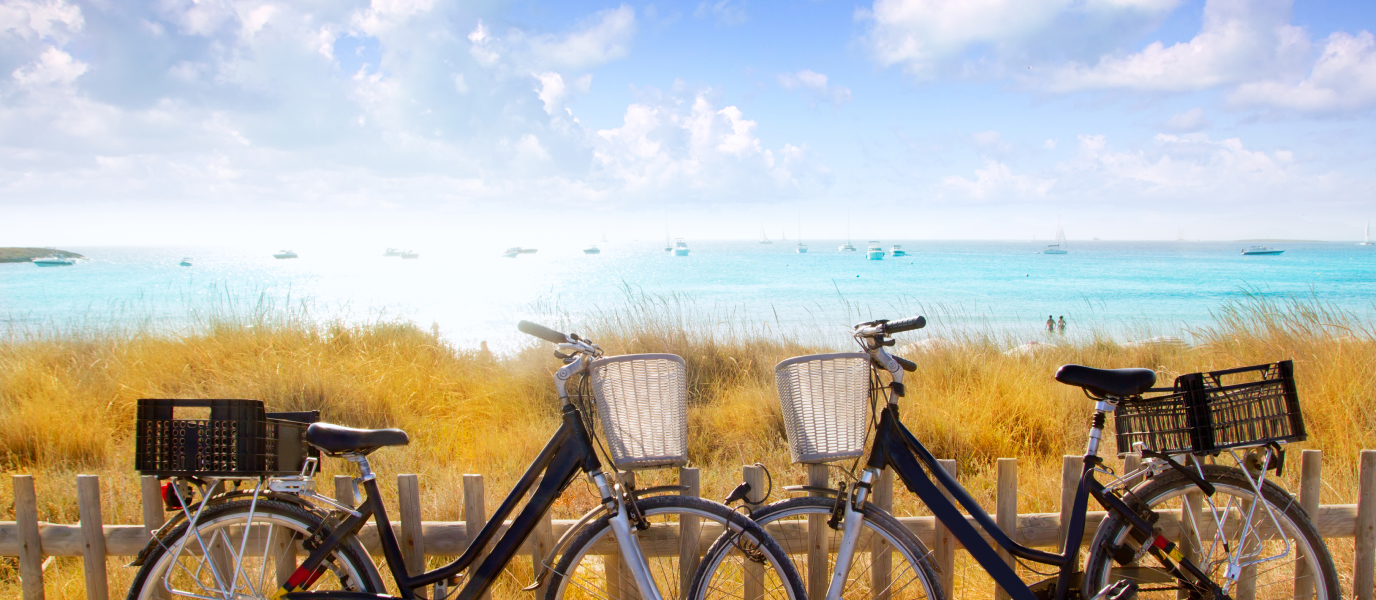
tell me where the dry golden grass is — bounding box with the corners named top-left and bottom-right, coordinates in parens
top-left (1, 293), bottom-right (1374, 598)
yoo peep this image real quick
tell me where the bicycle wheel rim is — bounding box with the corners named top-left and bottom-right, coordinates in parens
top-left (133, 503), bottom-right (372, 600)
top-left (748, 498), bottom-right (940, 600)
top-left (1084, 471), bottom-right (1336, 600)
top-left (550, 498), bottom-right (801, 600)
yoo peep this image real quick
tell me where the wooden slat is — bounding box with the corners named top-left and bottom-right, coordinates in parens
top-left (531, 476), bottom-right (555, 599)
top-left (1355, 450), bottom-right (1376, 600)
top-left (335, 475), bottom-right (355, 509)
top-left (77, 475), bottom-right (109, 600)
top-left (872, 468), bottom-right (894, 600)
top-left (606, 472), bottom-right (634, 600)
top-left (807, 463), bottom-right (830, 600)
top-left (463, 474), bottom-right (489, 600)
top-left (933, 459), bottom-right (958, 600)
top-left (139, 476), bottom-right (170, 600)
top-left (744, 465), bottom-right (767, 600)
top-left (678, 467), bottom-right (701, 599)
top-left (1059, 455), bottom-right (1080, 554)
top-left (993, 458), bottom-right (1017, 600)
top-left (1295, 450), bottom-right (1322, 600)
top-left (398, 474), bottom-right (425, 578)
top-left (14, 475), bottom-right (44, 600)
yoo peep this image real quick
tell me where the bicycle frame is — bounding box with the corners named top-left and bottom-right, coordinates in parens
top-left (276, 404), bottom-right (661, 600)
top-left (835, 342), bottom-right (1228, 600)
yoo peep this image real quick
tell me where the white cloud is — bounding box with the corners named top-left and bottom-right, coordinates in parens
top-left (1039, 0), bottom-right (1309, 92)
top-left (942, 159), bottom-right (1055, 200)
top-left (533, 72), bottom-right (566, 114)
top-left (526, 5), bottom-right (636, 70)
top-left (695, 0), bottom-right (748, 27)
top-left (778, 69), bottom-right (852, 106)
top-left (1229, 30), bottom-right (1376, 113)
top-left (1164, 107), bottom-right (1209, 131)
top-left (1062, 132), bottom-right (1298, 200)
top-left (0, 0), bottom-right (83, 41)
top-left (1044, 139), bottom-right (1057, 150)
top-left (859, 0), bottom-right (1181, 78)
top-left (514, 133), bottom-right (550, 161)
top-left (453, 73), bottom-right (468, 94)
top-left (12, 46), bottom-right (85, 86)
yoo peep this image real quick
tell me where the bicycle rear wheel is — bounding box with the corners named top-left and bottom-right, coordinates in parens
top-left (546, 495), bottom-right (806, 600)
top-left (126, 499), bottom-right (378, 600)
top-left (1083, 464), bottom-right (1339, 600)
top-left (711, 496), bottom-right (941, 600)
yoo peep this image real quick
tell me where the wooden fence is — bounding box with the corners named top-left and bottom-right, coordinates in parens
top-left (4, 449), bottom-right (1376, 600)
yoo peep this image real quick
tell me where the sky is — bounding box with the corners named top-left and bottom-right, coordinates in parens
top-left (3, 0), bottom-right (1376, 247)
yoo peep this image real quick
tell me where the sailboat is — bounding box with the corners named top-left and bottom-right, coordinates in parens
top-left (796, 219), bottom-right (807, 253)
top-left (838, 211), bottom-right (857, 251)
top-left (1042, 221), bottom-right (1068, 254)
top-left (759, 228), bottom-right (772, 244)
top-left (1361, 222), bottom-right (1373, 246)
top-left (664, 216), bottom-right (673, 252)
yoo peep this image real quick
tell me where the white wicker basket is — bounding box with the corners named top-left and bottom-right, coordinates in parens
top-left (775, 353), bottom-right (871, 464)
top-left (590, 354), bottom-right (688, 470)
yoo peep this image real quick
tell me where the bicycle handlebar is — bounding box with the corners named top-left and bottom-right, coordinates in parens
top-left (883, 316), bottom-right (926, 334)
top-left (892, 355), bottom-right (917, 372)
top-left (518, 320), bottom-right (569, 344)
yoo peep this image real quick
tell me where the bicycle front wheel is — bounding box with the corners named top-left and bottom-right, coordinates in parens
top-left (126, 499), bottom-right (378, 600)
top-left (1083, 464), bottom-right (1339, 600)
top-left (547, 495), bottom-right (806, 600)
top-left (721, 496), bottom-right (942, 600)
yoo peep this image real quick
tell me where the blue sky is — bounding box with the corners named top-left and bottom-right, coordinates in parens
top-left (3, 0), bottom-right (1376, 246)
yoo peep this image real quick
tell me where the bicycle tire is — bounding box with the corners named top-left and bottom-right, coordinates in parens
top-left (545, 494), bottom-right (807, 600)
top-left (1083, 464), bottom-right (1340, 600)
top-left (126, 498), bottom-right (379, 600)
top-left (706, 496), bottom-right (942, 600)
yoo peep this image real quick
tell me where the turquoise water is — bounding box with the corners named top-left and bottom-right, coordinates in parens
top-left (2, 241), bottom-right (1372, 348)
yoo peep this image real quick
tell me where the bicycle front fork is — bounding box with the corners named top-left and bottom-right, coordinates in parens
top-left (591, 470), bottom-right (667, 600)
top-left (824, 468), bottom-right (878, 600)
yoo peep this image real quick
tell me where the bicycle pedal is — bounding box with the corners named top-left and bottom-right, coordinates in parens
top-left (1092, 579), bottom-right (1138, 600)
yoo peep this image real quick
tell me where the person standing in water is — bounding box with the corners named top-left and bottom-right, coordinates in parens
top-left (1057, 316), bottom-right (1067, 333)
top-left (1046, 315), bottom-right (1055, 332)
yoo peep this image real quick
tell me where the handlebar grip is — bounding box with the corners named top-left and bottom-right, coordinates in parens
top-left (517, 320), bottom-right (569, 344)
top-left (892, 355), bottom-right (918, 372)
top-left (882, 316), bottom-right (926, 334)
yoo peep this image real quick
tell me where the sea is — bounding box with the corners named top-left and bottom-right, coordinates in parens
top-left (3, 240), bottom-right (1373, 349)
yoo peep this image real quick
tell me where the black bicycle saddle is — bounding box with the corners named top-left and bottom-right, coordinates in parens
top-left (1054, 364), bottom-right (1156, 398)
top-left (306, 422), bottom-right (410, 455)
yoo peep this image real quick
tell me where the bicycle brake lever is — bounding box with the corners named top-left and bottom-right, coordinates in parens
top-left (554, 350), bottom-right (572, 360)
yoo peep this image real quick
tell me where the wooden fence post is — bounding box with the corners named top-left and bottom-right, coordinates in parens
top-left (1294, 450), bottom-right (1322, 600)
top-left (1059, 456), bottom-right (1080, 555)
top-left (399, 475), bottom-right (425, 580)
top-left (871, 468), bottom-right (895, 600)
top-left (934, 459), bottom-right (958, 600)
top-left (531, 476), bottom-right (555, 599)
top-left (77, 475), bottom-right (109, 600)
top-left (463, 474), bottom-right (489, 600)
top-left (743, 465), bottom-right (768, 600)
top-left (679, 467), bottom-right (702, 598)
top-left (140, 475), bottom-right (171, 600)
top-left (1354, 450), bottom-right (1376, 600)
top-left (807, 463), bottom-right (830, 600)
top-left (1123, 452), bottom-right (1143, 486)
top-left (994, 459), bottom-right (1017, 600)
top-left (15, 475), bottom-right (45, 600)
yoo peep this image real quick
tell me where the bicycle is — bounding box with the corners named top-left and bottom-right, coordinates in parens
top-left (699, 316), bottom-right (1340, 600)
top-left (126, 321), bottom-right (807, 600)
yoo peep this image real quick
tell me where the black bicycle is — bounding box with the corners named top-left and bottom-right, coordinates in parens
top-left (699, 316), bottom-right (1339, 600)
top-left (126, 321), bottom-right (806, 600)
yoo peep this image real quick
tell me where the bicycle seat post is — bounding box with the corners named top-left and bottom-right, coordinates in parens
top-left (1085, 397), bottom-right (1120, 458)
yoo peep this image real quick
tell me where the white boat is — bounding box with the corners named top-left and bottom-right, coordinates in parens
top-left (400, 251), bottom-right (419, 259)
top-left (839, 211), bottom-right (857, 251)
top-left (1241, 246), bottom-right (1284, 255)
top-left (796, 242), bottom-right (807, 253)
top-left (179, 257), bottom-right (193, 267)
top-left (601, 231), bottom-right (609, 243)
top-left (795, 219), bottom-right (807, 253)
top-left (674, 238), bottom-right (690, 256)
top-left (866, 241), bottom-right (885, 260)
top-left (1042, 223), bottom-right (1068, 254)
top-left (584, 245), bottom-right (601, 255)
top-left (1361, 222), bottom-right (1373, 246)
top-left (890, 244), bottom-right (906, 257)
top-left (32, 255), bottom-right (75, 266)
top-left (759, 228), bottom-right (772, 244)
top-left (383, 248), bottom-right (402, 257)
top-left (273, 250), bottom-right (298, 259)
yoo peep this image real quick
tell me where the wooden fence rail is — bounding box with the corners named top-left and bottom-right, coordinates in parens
top-left (5, 449), bottom-right (1374, 600)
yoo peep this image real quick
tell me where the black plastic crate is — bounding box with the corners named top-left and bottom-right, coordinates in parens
top-left (135, 399), bottom-right (320, 477)
top-left (1114, 360), bottom-right (1305, 456)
